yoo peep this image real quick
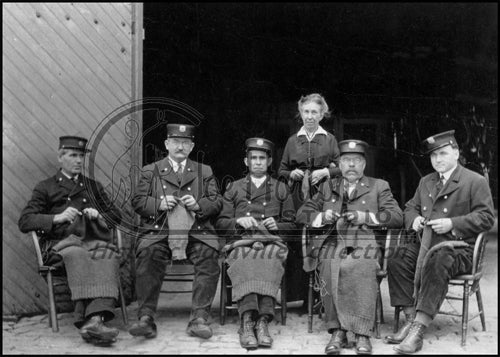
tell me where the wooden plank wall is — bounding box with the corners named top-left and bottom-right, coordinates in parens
top-left (3, 3), bottom-right (137, 316)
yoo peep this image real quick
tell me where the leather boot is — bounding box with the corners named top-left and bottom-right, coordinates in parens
top-left (355, 334), bottom-right (372, 355)
top-left (325, 329), bottom-right (347, 355)
top-left (80, 315), bottom-right (119, 345)
top-left (129, 315), bottom-right (157, 338)
top-left (186, 317), bottom-right (213, 339)
top-left (255, 315), bottom-right (273, 347)
top-left (384, 312), bottom-right (416, 344)
top-left (238, 311), bottom-right (258, 350)
top-left (393, 321), bottom-right (426, 354)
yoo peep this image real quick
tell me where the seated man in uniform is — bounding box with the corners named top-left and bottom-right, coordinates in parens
top-left (18, 136), bottom-right (123, 346)
top-left (216, 138), bottom-right (296, 350)
top-left (385, 130), bottom-right (495, 354)
top-left (297, 140), bottom-right (403, 355)
top-left (129, 123), bottom-right (222, 340)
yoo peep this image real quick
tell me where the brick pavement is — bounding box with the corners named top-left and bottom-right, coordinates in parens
top-left (3, 236), bottom-right (497, 355)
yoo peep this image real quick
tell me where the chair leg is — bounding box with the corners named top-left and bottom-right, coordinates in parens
top-left (476, 286), bottom-right (486, 332)
top-left (46, 271), bottom-right (59, 332)
top-left (281, 273), bottom-right (287, 326)
top-left (461, 281), bottom-right (470, 347)
top-left (394, 306), bottom-right (401, 333)
top-left (375, 286), bottom-right (381, 339)
top-left (118, 278), bottom-right (128, 325)
top-left (308, 272), bottom-right (313, 333)
top-left (220, 264), bottom-right (226, 326)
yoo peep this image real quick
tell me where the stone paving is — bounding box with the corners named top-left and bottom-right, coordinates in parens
top-left (3, 236), bottom-right (497, 355)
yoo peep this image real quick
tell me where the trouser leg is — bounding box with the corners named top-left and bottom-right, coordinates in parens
top-left (416, 246), bottom-right (473, 318)
top-left (387, 240), bottom-right (420, 307)
top-left (135, 241), bottom-right (171, 319)
top-left (188, 240), bottom-right (220, 321)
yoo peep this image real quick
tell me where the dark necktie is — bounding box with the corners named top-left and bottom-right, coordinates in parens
top-left (176, 164), bottom-right (183, 184)
top-left (435, 175), bottom-right (444, 195)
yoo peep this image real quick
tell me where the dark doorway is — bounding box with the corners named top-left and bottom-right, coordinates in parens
top-left (142, 3), bottom-right (497, 206)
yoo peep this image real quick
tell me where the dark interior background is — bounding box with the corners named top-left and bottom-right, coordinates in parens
top-left (142, 3), bottom-right (497, 207)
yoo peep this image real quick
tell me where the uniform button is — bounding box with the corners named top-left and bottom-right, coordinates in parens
top-left (41, 230), bottom-right (45, 234)
top-left (154, 225), bottom-right (159, 229)
top-left (261, 214), bottom-right (265, 218)
top-left (187, 187), bottom-right (191, 191)
top-left (362, 200), bottom-right (366, 204)
top-left (58, 178), bottom-right (62, 182)
top-left (443, 208), bottom-right (448, 213)
top-left (263, 202), bottom-right (267, 206)
top-left (444, 195), bottom-right (448, 199)
top-left (246, 212), bottom-right (250, 216)
top-left (82, 198), bottom-right (87, 203)
top-left (163, 185), bottom-right (167, 189)
top-left (423, 206), bottom-right (427, 211)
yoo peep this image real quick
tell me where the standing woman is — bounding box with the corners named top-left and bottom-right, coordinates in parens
top-left (279, 93), bottom-right (341, 305)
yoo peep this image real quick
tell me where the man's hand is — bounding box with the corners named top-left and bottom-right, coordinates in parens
top-left (344, 210), bottom-right (368, 225)
top-left (236, 217), bottom-right (259, 230)
top-left (412, 216), bottom-right (426, 232)
top-left (159, 195), bottom-right (178, 211)
top-left (311, 168), bottom-right (330, 185)
top-left (290, 168), bottom-right (305, 181)
top-left (82, 207), bottom-right (100, 220)
top-left (323, 209), bottom-right (339, 224)
top-left (427, 218), bottom-right (453, 235)
top-left (180, 195), bottom-right (200, 212)
top-left (262, 217), bottom-right (278, 231)
top-left (53, 207), bottom-right (81, 224)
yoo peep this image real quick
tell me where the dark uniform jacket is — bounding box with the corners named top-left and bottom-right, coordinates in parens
top-left (296, 175), bottom-right (403, 270)
top-left (132, 157), bottom-right (222, 252)
top-left (405, 164), bottom-right (495, 247)
top-left (216, 175), bottom-right (296, 244)
top-left (18, 170), bottom-right (122, 254)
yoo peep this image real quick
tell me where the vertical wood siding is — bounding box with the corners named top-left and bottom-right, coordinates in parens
top-left (3, 3), bottom-right (136, 316)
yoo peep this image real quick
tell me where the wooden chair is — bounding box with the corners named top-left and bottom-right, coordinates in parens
top-left (393, 231), bottom-right (489, 346)
top-left (160, 260), bottom-right (195, 295)
top-left (303, 225), bottom-right (402, 337)
top-left (219, 256), bottom-right (287, 326)
top-left (31, 229), bottom-right (129, 332)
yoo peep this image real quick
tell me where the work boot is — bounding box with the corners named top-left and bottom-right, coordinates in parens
top-left (394, 321), bottom-right (426, 354)
top-left (238, 311), bottom-right (258, 350)
top-left (129, 315), bottom-right (157, 338)
top-left (325, 329), bottom-right (347, 355)
top-left (186, 317), bottom-right (213, 339)
top-left (255, 315), bottom-right (273, 347)
top-left (384, 312), bottom-right (416, 344)
top-left (80, 315), bottom-right (119, 345)
top-left (355, 334), bottom-right (372, 355)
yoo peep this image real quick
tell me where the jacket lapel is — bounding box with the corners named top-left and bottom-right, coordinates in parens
top-left (158, 158), bottom-right (179, 187)
top-left (181, 159), bottom-right (198, 188)
top-left (352, 176), bottom-right (370, 200)
top-left (437, 165), bottom-right (461, 198)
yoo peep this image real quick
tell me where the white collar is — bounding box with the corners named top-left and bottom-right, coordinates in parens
top-left (61, 170), bottom-right (78, 180)
top-left (168, 157), bottom-right (187, 172)
top-left (250, 175), bottom-right (267, 188)
top-left (440, 164), bottom-right (457, 182)
top-left (297, 125), bottom-right (328, 141)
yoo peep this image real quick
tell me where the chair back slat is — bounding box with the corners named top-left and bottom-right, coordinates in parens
top-left (31, 231), bottom-right (45, 267)
top-left (472, 232), bottom-right (487, 276)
